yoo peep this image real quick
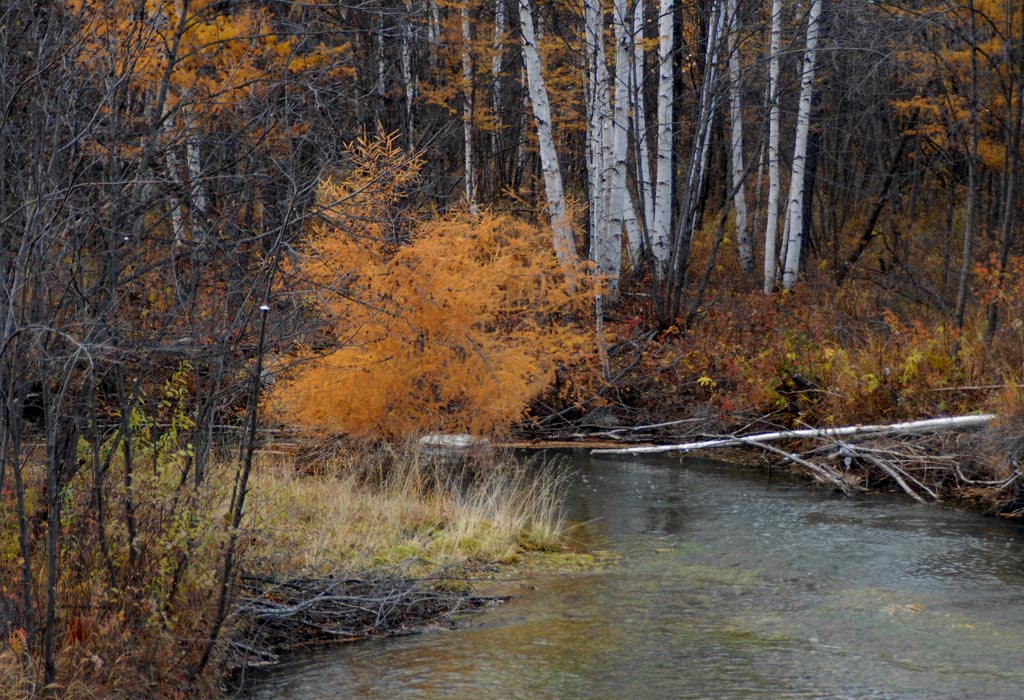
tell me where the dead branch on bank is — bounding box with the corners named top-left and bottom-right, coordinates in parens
top-left (729, 436), bottom-right (854, 494)
top-left (591, 414), bottom-right (1015, 505)
top-left (229, 564), bottom-right (504, 670)
top-left (591, 414), bottom-right (996, 456)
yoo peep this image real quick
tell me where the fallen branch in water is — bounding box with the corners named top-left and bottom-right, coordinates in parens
top-left (835, 441), bottom-right (935, 503)
top-left (730, 436), bottom-right (854, 494)
top-left (591, 414), bottom-right (996, 456)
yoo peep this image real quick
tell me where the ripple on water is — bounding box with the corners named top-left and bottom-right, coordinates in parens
top-left (242, 455), bottom-right (1024, 700)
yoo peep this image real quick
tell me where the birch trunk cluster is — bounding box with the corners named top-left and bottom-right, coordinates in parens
top-left (512, 0), bottom-right (835, 314)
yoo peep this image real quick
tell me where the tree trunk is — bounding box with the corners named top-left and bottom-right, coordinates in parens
top-left (984, 0), bottom-right (1021, 340)
top-left (604, 0), bottom-right (635, 301)
top-left (781, 0), bottom-right (822, 291)
top-left (518, 0), bottom-right (580, 274)
top-left (592, 414), bottom-right (997, 455)
top-left (651, 0), bottom-right (675, 278)
top-left (402, 1), bottom-right (416, 150)
top-left (461, 5), bottom-right (479, 214)
top-left (491, 0), bottom-right (508, 191)
top-left (667, 0), bottom-right (724, 319)
top-left (726, 0), bottom-right (752, 274)
top-left (584, 0), bottom-right (610, 284)
top-left (763, 0), bottom-right (782, 293)
top-left (955, 0), bottom-right (980, 330)
top-left (629, 0), bottom-right (653, 265)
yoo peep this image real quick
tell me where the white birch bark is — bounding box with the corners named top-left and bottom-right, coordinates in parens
top-left (490, 0), bottom-right (508, 191)
top-left (763, 0), bottom-right (782, 294)
top-left (630, 0), bottom-right (653, 261)
top-left (592, 414), bottom-right (996, 456)
top-left (428, 1), bottom-right (441, 67)
top-left (583, 0), bottom-right (608, 282)
top-left (492, 0), bottom-right (507, 128)
top-left (518, 0), bottom-right (579, 272)
top-left (186, 134), bottom-right (206, 216)
top-left (461, 5), bottom-right (478, 214)
top-left (375, 16), bottom-right (386, 100)
top-left (781, 0), bottom-right (822, 291)
top-left (163, 115), bottom-right (186, 246)
top-left (651, 0), bottom-right (674, 272)
top-left (725, 0), bottom-right (751, 274)
top-left (492, 0), bottom-right (507, 82)
top-left (166, 142), bottom-right (185, 246)
top-left (602, 0), bottom-right (635, 298)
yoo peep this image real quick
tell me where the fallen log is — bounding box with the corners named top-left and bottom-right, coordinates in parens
top-left (591, 414), bottom-right (996, 456)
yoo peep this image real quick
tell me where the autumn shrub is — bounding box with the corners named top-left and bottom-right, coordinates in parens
top-left (0, 372), bottom-right (232, 699)
top-left (607, 269), bottom-right (1019, 430)
top-left (269, 135), bottom-right (593, 437)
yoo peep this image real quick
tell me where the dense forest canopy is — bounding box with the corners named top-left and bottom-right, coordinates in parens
top-left (1, 0), bottom-right (1022, 696)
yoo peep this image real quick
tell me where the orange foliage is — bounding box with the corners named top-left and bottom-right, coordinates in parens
top-left (271, 136), bottom-right (592, 437)
top-left (69, 1), bottom-right (349, 114)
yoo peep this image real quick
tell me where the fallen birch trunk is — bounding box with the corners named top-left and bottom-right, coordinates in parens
top-left (591, 414), bottom-right (996, 456)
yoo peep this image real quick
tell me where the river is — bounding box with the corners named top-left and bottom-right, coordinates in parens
top-left (241, 451), bottom-right (1024, 699)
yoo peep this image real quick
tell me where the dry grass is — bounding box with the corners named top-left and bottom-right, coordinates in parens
top-left (244, 443), bottom-right (570, 577)
top-left (0, 440), bottom-right (569, 699)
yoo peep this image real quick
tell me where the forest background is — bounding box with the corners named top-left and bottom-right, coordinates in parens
top-left (1, 0), bottom-right (1023, 696)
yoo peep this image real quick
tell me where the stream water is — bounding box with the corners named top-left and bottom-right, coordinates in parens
top-left (242, 451), bottom-right (1024, 699)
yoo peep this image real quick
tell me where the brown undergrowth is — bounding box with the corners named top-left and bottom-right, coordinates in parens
top-left (0, 440), bottom-right (571, 698)
top-left (523, 267), bottom-right (1024, 512)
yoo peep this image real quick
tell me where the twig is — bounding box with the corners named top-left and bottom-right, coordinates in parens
top-left (837, 442), bottom-right (935, 503)
top-left (730, 437), bottom-right (854, 494)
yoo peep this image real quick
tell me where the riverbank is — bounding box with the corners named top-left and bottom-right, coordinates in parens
top-left (0, 443), bottom-right (574, 699)
top-left (517, 280), bottom-right (1024, 516)
top-left (514, 417), bottom-right (1024, 516)
top-left (226, 443), bottom-right (575, 678)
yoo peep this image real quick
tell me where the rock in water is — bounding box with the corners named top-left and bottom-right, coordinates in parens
top-left (417, 434), bottom-right (490, 460)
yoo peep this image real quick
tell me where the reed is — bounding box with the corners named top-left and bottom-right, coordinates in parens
top-left (245, 443), bottom-right (569, 576)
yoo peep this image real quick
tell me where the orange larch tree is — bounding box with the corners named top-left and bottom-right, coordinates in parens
top-left (271, 135), bottom-right (593, 437)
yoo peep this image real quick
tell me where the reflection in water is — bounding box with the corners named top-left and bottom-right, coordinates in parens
top-left (243, 452), bottom-right (1024, 700)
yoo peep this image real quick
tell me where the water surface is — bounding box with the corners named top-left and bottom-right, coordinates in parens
top-left (243, 452), bottom-right (1024, 699)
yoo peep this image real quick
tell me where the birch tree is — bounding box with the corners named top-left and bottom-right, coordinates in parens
top-left (583, 0), bottom-right (611, 288)
top-left (607, 0), bottom-right (637, 294)
top-left (630, 0), bottom-right (654, 262)
top-left (518, 0), bottom-right (580, 273)
top-left (726, 0), bottom-right (752, 274)
top-left (402, 0), bottom-right (416, 148)
top-left (763, 0), bottom-right (783, 293)
top-left (462, 3), bottom-right (479, 214)
top-left (781, 0), bottom-right (823, 291)
top-left (492, 0), bottom-right (508, 158)
top-left (651, 0), bottom-right (675, 274)
top-left (665, 0), bottom-right (726, 321)
top-left (955, 0), bottom-right (980, 330)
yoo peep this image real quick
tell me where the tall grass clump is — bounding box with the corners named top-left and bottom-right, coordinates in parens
top-left (246, 443), bottom-right (570, 576)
